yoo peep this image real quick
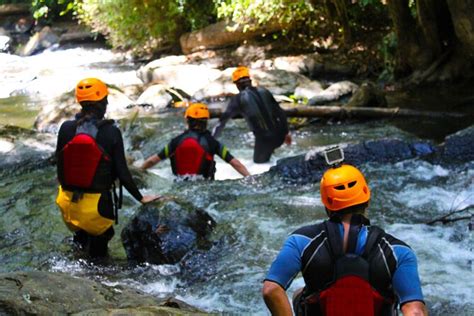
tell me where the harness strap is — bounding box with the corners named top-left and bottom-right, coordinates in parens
top-left (362, 225), bottom-right (383, 259)
top-left (324, 220), bottom-right (344, 258)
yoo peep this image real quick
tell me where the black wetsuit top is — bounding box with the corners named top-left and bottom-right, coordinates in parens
top-left (56, 119), bottom-right (143, 206)
top-left (212, 86), bottom-right (289, 162)
top-left (213, 86), bottom-right (289, 138)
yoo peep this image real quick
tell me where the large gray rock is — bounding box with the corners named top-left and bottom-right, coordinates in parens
top-left (249, 68), bottom-right (312, 96)
top-left (269, 125), bottom-right (474, 183)
top-left (346, 82), bottom-right (387, 108)
top-left (20, 26), bottom-right (59, 56)
top-left (440, 125), bottom-right (474, 162)
top-left (0, 270), bottom-right (207, 315)
top-left (308, 81), bottom-right (359, 105)
top-left (0, 125), bottom-right (55, 176)
top-left (137, 64), bottom-right (222, 97)
top-left (293, 78), bottom-right (324, 100)
top-left (121, 200), bottom-right (216, 265)
top-left (270, 138), bottom-right (436, 184)
top-left (135, 84), bottom-right (173, 110)
top-left (34, 88), bottom-right (134, 133)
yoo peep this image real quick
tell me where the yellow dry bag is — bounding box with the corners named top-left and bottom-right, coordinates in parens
top-left (56, 186), bottom-right (114, 236)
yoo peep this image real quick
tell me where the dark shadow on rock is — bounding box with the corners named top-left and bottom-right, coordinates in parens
top-left (270, 125), bottom-right (473, 184)
top-left (121, 199), bottom-right (216, 265)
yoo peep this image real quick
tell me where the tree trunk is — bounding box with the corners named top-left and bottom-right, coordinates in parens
top-left (389, 0), bottom-right (474, 82)
top-left (387, 0), bottom-right (429, 76)
top-left (209, 105), bottom-right (467, 120)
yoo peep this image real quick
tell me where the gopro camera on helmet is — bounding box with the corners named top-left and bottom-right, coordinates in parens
top-left (323, 146), bottom-right (344, 166)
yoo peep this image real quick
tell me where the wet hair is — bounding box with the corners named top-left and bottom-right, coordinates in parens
top-left (325, 202), bottom-right (369, 221)
top-left (77, 96), bottom-right (108, 124)
top-left (187, 117), bottom-right (208, 131)
top-left (235, 77), bottom-right (252, 91)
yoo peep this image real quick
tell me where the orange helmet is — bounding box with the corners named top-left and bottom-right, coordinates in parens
top-left (75, 78), bottom-right (108, 103)
top-left (232, 66), bottom-right (250, 82)
top-left (320, 164), bottom-right (370, 211)
top-left (184, 103), bottom-right (210, 119)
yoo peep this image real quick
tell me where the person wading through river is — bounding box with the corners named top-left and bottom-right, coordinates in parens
top-left (262, 160), bottom-right (427, 316)
top-left (141, 102), bottom-right (250, 179)
top-left (56, 78), bottom-right (160, 258)
top-left (212, 66), bottom-right (291, 163)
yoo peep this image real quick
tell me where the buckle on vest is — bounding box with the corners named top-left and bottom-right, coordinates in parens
top-left (71, 191), bottom-right (83, 203)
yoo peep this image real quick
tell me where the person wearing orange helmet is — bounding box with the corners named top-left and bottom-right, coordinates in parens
top-left (55, 78), bottom-right (160, 258)
top-left (141, 103), bottom-right (250, 179)
top-left (212, 66), bottom-right (291, 163)
top-left (262, 162), bottom-right (427, 316)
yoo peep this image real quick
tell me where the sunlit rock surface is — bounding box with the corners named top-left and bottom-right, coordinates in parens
top-left (308, 80), bottom-right (359, 105)
top-left (0, 270), bottom-right (208, 315)
top-left (121, 199), bottom-right (216, 265)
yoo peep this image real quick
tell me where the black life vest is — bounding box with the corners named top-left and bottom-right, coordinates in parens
top-left (170, 131), bottom-right (215, 179)
top-left (297, 216), bottom-right (397, 316)
top-left (57, 119), bottom-right (114, 192)
top-left (238, 87), bottom-right (286, 134)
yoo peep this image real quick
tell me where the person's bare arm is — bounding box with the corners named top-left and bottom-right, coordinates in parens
top-left (262, 281), bottom-right (292, 316)
top-left (401, 301), bottom-right (428, 316)
top-left (229, 158), bottom-right (250, 177)
top-left (141, 154), bottom-right (161, 170)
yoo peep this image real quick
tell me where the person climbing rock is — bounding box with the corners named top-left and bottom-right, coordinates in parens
top-left (212, 66), bottom-right (291, 163)
top-left (141, 102), bottom-right (250, 179)
top-left (262, 163), bottom-right (427, 316)
top-left (56, 78), bottom-right (160, 258)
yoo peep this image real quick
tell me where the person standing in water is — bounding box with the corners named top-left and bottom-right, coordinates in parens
top-left (212, 66), bottom-right (291, 163)
top-left (56, 77), bottom-right (159, 258)
top-left (141, 102), bottom-right (250, 179)
top-left (262, 161), bottom-right (427, 316)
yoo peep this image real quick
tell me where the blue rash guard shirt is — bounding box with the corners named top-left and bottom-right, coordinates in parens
top-left (265, 223), bottom-right (424, 305)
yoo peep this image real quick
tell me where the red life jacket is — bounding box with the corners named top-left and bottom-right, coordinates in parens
top-left (171, 134), bottom-right (215, 178)
top-left (58, 120), bottom-right (113, 192)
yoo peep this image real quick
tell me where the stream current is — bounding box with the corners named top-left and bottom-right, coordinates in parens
top-left (0, 47), bottom-right (472, 315)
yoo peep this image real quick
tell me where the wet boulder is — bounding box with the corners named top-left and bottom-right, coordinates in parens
top-left (121, 199), bottom-right (216, 265)
top-left (0, 270), bottom-right (207, 315)
top-left (438, 125), bottom-right (474, 163)
top-left (270, 138), bottom-right (437, 183)
top-left (0, 125), bottom-right (55, 176)
top-left (346, 82), bottom-right (387, 108)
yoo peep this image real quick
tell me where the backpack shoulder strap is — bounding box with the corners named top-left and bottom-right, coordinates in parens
top-left (323, 220), bottom-right (344, 258)
top-left (362, 225), bottom-right (384, 258)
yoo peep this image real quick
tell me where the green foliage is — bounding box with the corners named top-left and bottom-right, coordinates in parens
top-left (31, 0), bottom-right (76, 22)
top-left (76, 0), bottom-right (216, 54)
top-left (214, 0), bottom-right (315, 31)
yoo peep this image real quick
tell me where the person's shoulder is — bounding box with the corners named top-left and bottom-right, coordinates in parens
top-left (291, 222), bottom-right (325, 238)
top-left (60, 119), bottom-right (76, 128)
top-left (369, 225), bottom-right (410, 248)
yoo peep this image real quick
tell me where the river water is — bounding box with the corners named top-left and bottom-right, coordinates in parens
top-left (0, 47), bottom-right (473, 315)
